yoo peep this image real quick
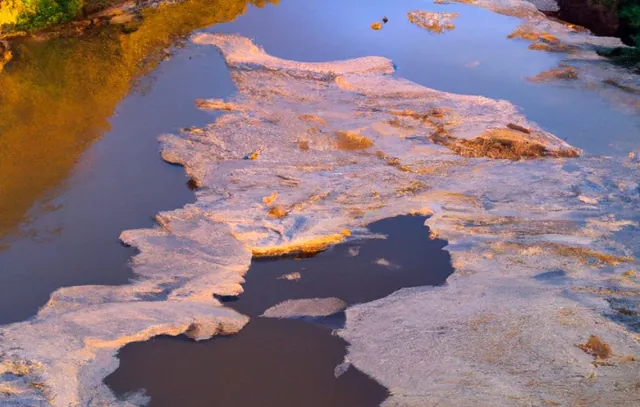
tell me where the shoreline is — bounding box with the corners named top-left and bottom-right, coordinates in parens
top-left (0, 0), bottom-right (188, 72)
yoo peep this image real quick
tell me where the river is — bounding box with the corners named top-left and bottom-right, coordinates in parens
top-left (0, 0), bottom-right (638, 405)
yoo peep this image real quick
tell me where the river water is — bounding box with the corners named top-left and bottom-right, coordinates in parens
top-left (0, 0), bottom-right (638, 404)
top-left (2, 0), bottom-right (638, 323)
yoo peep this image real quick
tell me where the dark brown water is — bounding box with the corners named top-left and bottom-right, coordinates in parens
top-left (106, 216), bottom-right (453, 406)
top-left (106, 319), bottom-right (388, 407)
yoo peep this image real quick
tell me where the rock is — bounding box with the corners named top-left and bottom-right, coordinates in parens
top-left (120, 19), bottom-right (142, 34)
top-left (262, 298), bottom-right (348, 319)
top-left (335, 131), bottom-right (374, 150)
top-left (244, 149), bottom-right (262, 160)
top-left (524, 0), bottom-right (559, 12)
top-left (508, 26), bottom-right (575, 52)
top-left (528, 65), bottom-right (579, 82)
top-left (407, 11), bottom-right (459, 34)
top-left (507, 123), bottom-right (532, 134)
top-left (371, 22), bottom-right (383, 30)
top-left (578, 195), bottom-right (599, 205)
top-left (110, 14), bottom-right (135, 25)
top-left (557, 0), bottom-right (619, 37)
top-left (267, 206), bottom-right (287, 218)
top-left (428, 122), bottom-right (580, 160)
top-left (602, 79), bottom-right (640, 95)
top-left (375, 258), bottom-right (399, 269)
top-left (334, 361), bottom-right (351, 378)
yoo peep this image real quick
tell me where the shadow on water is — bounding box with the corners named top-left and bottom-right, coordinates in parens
top-left (106, 215), bottom-right (454, 406)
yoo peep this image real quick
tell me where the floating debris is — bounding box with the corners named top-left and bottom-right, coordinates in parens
top-left (277, 272), bottom-right (302, 281)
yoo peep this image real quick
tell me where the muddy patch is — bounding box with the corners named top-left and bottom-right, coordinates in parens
top-left (528, 65), bottom-right (579, 82)
top-left (431, 127), bottom-right (579, 160)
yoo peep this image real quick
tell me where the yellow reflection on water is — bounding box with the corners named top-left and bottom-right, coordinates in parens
top-left (0, 0), bottom-right (278, 239)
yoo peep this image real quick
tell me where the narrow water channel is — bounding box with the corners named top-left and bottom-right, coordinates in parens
top-left (106, 215), bottom-right (453, 406)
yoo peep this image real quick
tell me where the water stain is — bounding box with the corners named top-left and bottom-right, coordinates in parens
top-left (106, 215), bottom-right (453, 406)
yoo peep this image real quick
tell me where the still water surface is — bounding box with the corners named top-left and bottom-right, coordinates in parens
top-left (0, 0), bottom-right (637, 323)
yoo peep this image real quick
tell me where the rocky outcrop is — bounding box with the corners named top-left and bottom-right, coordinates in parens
top-left (557, 0), bottom-right (620, 37)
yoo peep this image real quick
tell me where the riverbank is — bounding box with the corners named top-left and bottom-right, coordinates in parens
top-left (0, 0), bottom-right (146, 36)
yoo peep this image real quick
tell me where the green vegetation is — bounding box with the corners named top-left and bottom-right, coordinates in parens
top-left (17, 0), bottom-right (82, 29)
top-left (596, 0), bottom-right (640, 70)
top-left (1, 0), bottom-right (93, 31)
top-left (619, 1), bottom-right (640, 44)
top-left (600, 43), bottom-right (640, 71)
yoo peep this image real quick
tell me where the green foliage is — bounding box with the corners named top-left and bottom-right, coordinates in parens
top-left (15, 0), bottom-right (82, 30)
top-left (599, 45), bottom-right (640, 72)
top-left (601, 0), bottom-right (640, 69)
top-left (620, 2), bottom-right (640, 29)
